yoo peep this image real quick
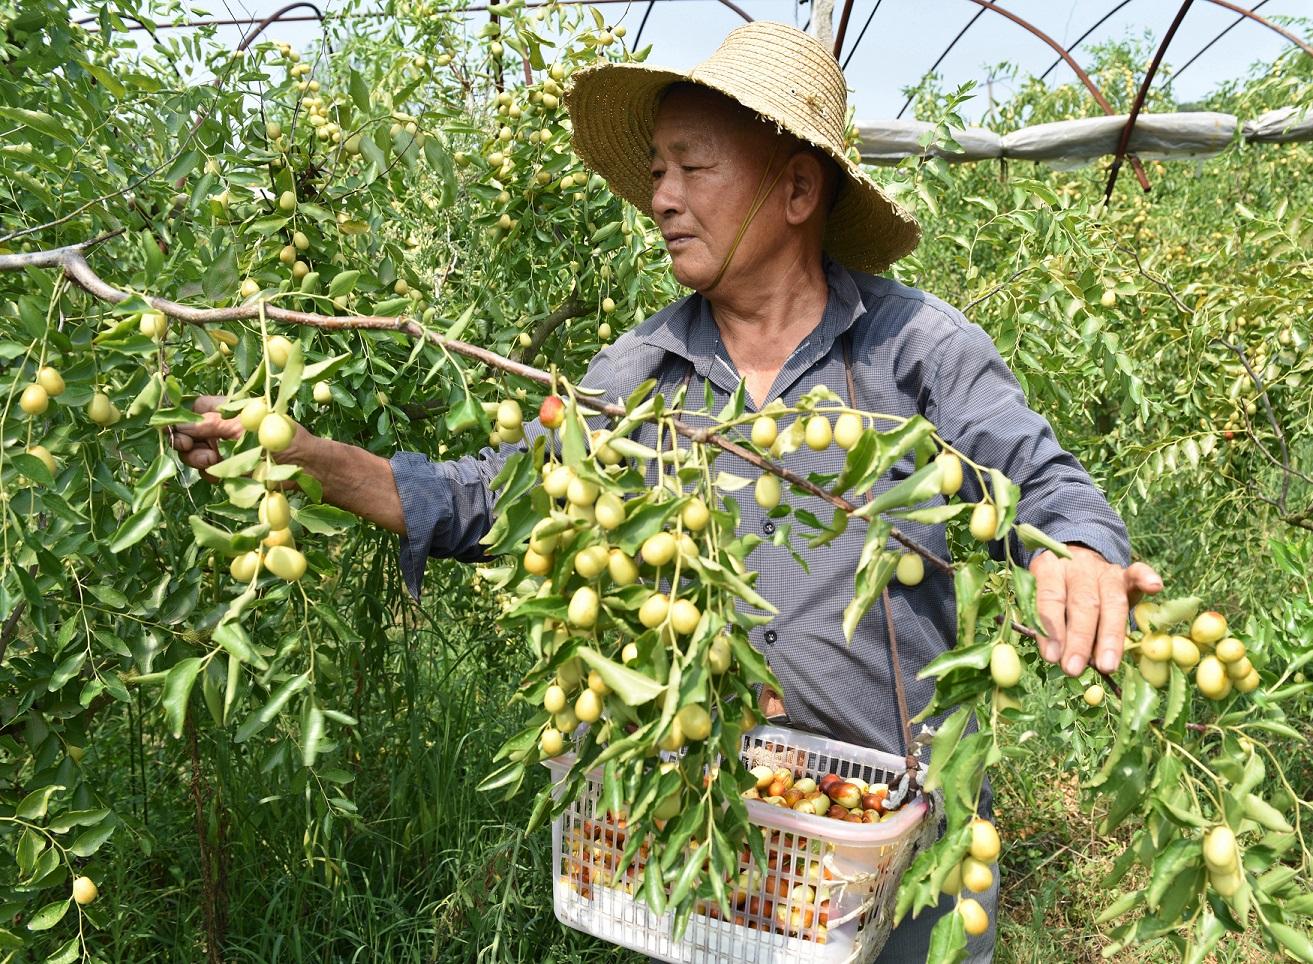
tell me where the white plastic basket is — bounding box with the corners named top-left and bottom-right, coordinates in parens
top-left (546, 724), bottom-right (936, 964)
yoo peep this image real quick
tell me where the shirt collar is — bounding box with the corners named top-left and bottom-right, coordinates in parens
top-left (637, 257), bottom-right (868, 380)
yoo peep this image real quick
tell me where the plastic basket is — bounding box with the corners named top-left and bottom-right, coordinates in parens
top-left (546, 724), bottom-right (936, 964)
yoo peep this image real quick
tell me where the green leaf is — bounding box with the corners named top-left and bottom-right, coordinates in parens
top-left (44, 936), bottom-right (79, 964)
top-left (919, 638), bottom-right (993, 680)
top-left (1144, 838), bottom-right (1200, 911)
top-left (189, 515), bottom-right (235, 553)
top-left (294, 503), bottom-right (356, 535)
top-left (301, 701), bottom-right (325, 767)
top-left (729, 632), bottom-right (781, 692)
top-left (213, 621), bottom-right (266, 669)
top-left (47, 651), bottom-right (86, 691)
top-left (109, 504), bottom-right (162, 553)
top-left (989, 467), bottom-right (1020, 535)
top-left (850, 416), bottom-right (937, 494)
top-left (445, 394), bottom-right (485, 436)
top-left (15, 785), bottom-right (63, 820)
top-left (206, 447), bottom-right (262, 479)
top-left (162, 147), bottom-right (200, 183)
top-left (24, 900), bottom-right (68, 932)
top-left (856, 462), bottom-right (943, 519)
top-left (274, 342), bottom-right (305, 413)
top-left (0, 106), bottom-right (72, 142)
top-left (895, 503), bottom-right (968, 525)
top-left (300, 351), bottom-right (351, 383)
top-left (921, 706), bottom-right (970, 794)
top-left (68, 818), bottom-right (116, 857)
top-left (925, 899), bottom-right (968, 962)
top-left (1269, 923), bottom-right (1313, 963)
top-left (1015, 523), bottom-right (1072, 559)
top-left (842, 521), bottom-right (897, 640)
top-left (46, 808), bottom-right (111, 833)
top-left (328, 270), bottom-right (360, 297)
top-left (349, 68), bottom-right (371, 112)
top-left (575, 648), bottom-right (664, 706)
top-left (162, 657), bottom-right (202, 738)
top-left (202, 243), bottom-right (239, 301)
top-left (17, 829), bottom-right (44, 874)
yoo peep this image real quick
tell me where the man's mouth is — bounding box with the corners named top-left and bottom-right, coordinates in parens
top-left (664, 233), bottom-right (694, 250)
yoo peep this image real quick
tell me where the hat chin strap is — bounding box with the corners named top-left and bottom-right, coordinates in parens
top-left (701, 143), bottom-right (787, 294)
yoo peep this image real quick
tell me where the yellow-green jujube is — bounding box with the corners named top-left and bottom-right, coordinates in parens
top-left (804, 414), bottom-right (833, 450)
top-left (989, 643), bottom-right (1022, 689)
top-left (969, 502), bottom-right (998, 542)
top-left (567, 586), bottom-right (599, 629)
top-left (264, 545), bottom-right (307, 581)
top-left (19, 383), bottom-right (48, 416)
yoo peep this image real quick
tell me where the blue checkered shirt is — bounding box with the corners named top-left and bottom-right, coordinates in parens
top-left (391, 258), bottom-right (1130, 757)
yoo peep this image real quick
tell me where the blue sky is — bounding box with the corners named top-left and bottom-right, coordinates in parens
top-left (139, 0), bottom-right (1309, 122)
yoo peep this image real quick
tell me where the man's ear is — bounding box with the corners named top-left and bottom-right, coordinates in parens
top-left (781, 151), bottom-right (826, 226)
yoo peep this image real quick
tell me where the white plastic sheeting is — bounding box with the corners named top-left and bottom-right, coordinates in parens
top-left (1244, 105), bottom-right (1313, 143)
top-left (857, 106), bottom-right (1311, 168)
top-left (855, 119), bottom-right (1001, 164)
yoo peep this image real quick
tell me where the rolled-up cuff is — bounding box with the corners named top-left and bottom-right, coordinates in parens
top-left (1015, 523), bottom-right (1131, 570)
top-left (391, 450), bottom-right (457, 600)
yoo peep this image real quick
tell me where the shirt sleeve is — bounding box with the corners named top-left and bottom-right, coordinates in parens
top-left (926, 320), bottom-right (1131, 568)
top-left (391, 343), bottom-right (629, 598)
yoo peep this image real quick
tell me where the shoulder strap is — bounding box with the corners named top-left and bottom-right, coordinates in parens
top-left (840, 331), bottom-right (917, 776)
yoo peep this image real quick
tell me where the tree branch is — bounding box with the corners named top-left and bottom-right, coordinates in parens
top-left (4, 236), bottom-right (1055, 640)
top-left (514, 293), bottom-right (589, 363)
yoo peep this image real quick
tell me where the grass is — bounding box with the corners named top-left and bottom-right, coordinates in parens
top-left (55, 547), bottom-right (1307, 962)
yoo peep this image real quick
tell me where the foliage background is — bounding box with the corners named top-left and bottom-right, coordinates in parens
top-left (0, 1), bottom-right (1309, 960)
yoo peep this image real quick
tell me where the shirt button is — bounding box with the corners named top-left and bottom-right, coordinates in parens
top-left (764, 630), bottom-right (778, 645)
top-left (763, 521), bottom-right (776, 535)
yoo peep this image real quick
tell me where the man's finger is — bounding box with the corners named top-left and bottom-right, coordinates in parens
top-left (173, 411), bottom-right (243, 443)
top-left (1033, 556), bottom-right (1068, 663)
top-left (1094, 566), bottom-right (1129, 674)
top-left (1061, 567), bottom-right (1102, 676)
top-left (172, 434), bottom-right (194, 453)
top-left (1125, 562), bottom-right (1163, 606)
top-left (192, 394), bottom-right (229, 416)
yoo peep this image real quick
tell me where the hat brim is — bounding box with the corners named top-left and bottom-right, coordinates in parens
top-left (565, 61), bottom-right (921, 275)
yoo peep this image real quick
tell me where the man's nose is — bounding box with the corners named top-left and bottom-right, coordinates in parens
top-left (651, 172), bottom-right (684, 219)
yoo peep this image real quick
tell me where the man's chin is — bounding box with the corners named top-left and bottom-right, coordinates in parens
top-left (668, 254), bottom-right (715, 292)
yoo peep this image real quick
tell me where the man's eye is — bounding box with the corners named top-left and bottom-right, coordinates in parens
top-left (681, 165), bottom-right (701, 173)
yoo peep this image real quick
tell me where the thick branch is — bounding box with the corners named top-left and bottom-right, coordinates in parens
top-left (514, 293), bottom-right (588, 363)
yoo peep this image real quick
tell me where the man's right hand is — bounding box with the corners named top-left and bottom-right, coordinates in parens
top-left (171, 395), bottom-right (244, 476)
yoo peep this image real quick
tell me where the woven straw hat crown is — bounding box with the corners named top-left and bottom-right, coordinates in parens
top-left (565, 21), bottom-right (920, 274)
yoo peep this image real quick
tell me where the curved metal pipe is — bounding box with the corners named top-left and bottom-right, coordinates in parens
top-left (1104, 0), bottom-right (1195, 203)
top-left (236, 2), bottom-right (325, 51)
top-left (1199, 0), bottom-right (1313, 58)
top-left (958, 0), bottom-right (1151, 190)
top-left (1173, 0), bottom-right (1271, 83)
top-left (1038, 0), bottom-right (1139, 82)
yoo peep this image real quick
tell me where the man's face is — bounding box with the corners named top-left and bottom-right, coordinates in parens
top-left (649, 87), bottom-right (782, 291)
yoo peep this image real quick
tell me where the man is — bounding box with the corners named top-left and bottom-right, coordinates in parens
top-left (175, 22), bottom-right (1161, 961)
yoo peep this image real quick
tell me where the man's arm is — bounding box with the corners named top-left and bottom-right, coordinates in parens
top-left (926, 321), bottom-right (1161, 676)
top-left (171, 397), bottom-right (406, 533)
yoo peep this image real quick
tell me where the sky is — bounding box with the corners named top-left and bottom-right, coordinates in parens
top-left (121, 0), bottom-right (1309, 123)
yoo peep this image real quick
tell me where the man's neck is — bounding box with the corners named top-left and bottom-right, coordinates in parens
top-left (704, 251), bottom-right (830, 406)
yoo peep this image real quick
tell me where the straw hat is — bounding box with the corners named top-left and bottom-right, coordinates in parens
top-left (565, 21), bottom-right (921, 274)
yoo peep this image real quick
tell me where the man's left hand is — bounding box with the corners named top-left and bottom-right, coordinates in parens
top-left (1031, 545), bottom-right (1163, 677)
